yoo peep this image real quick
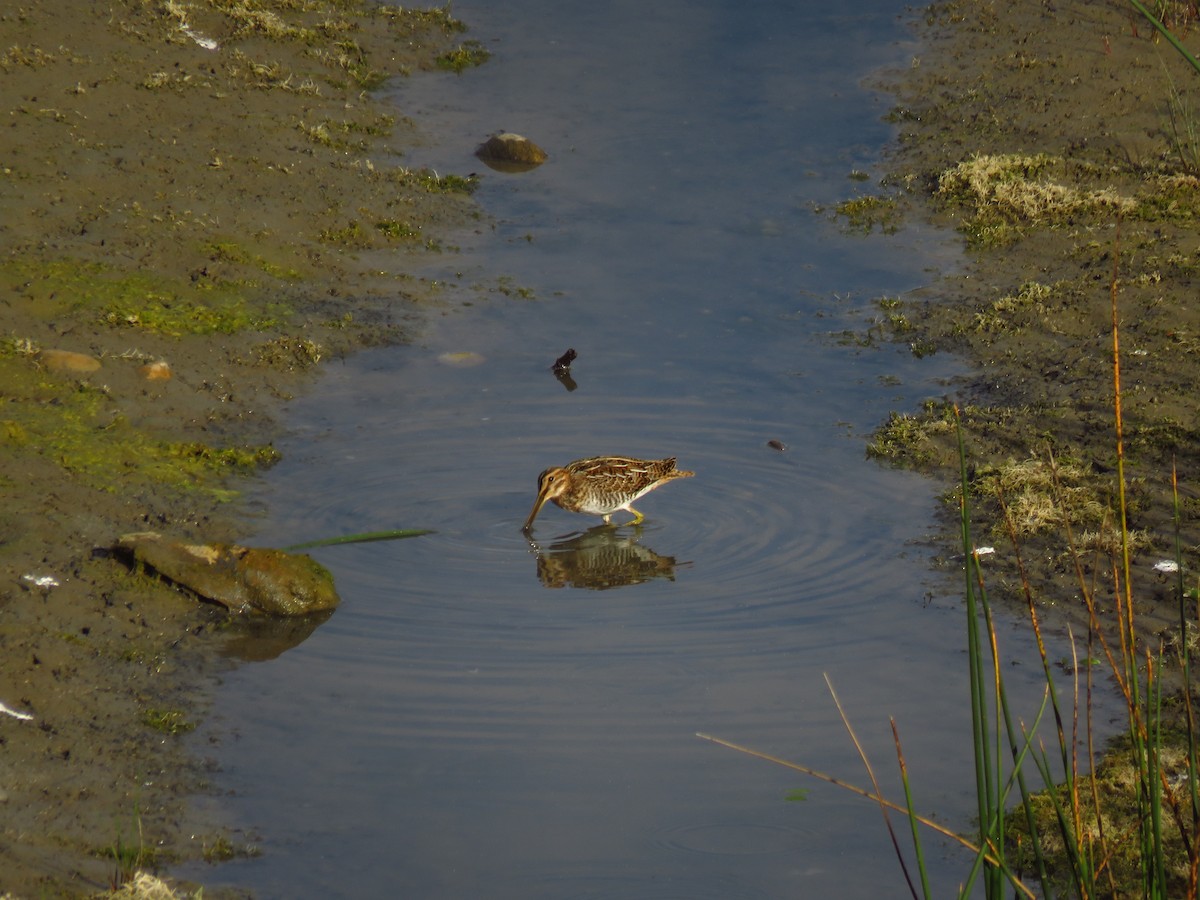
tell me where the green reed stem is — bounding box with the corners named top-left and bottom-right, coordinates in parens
top-left (1139, 652), bottom-right (1167, 895)
top-left (1110, 223), bottom-right (1139, 720)
top-left (1108, 224), bottom-right (1169, 896)
top-left (953, 405), bottom-right (1004, 897)
top-left (980, 682), bottom-right (1060, 897)
top-left (993, 481), bottom-right (1071, 893)
top-left (1130, 0), bottom-right (1200, 75)
top-left (890, 718), bottom-right (932, 900)
top-left (1171, 461), bottom-right (1200, 841)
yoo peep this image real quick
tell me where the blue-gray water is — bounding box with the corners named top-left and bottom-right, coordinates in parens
top-left (173, 2), bottom-right (1103, 897)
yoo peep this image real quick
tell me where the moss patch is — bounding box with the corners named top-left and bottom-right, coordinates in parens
top-left (437, 39), bottom-right (491, 73)
top-left (142, 707), bottom-right (196, 735)
top-left (835, 194), bottom-right (901, 233)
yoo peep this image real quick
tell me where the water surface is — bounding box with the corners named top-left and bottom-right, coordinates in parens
top-left (175, 2), bottom-right (1095, 896)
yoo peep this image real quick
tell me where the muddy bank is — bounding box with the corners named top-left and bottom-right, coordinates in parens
top-left (867, 0), bottom-right (1200, 642)
top-left (0, 2), bottom-right (484, 895)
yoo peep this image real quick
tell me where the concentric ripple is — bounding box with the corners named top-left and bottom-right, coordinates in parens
top-left (250, 375), bottom-right (933, 662)
top-left (223, 352), bottom-right (953, 770)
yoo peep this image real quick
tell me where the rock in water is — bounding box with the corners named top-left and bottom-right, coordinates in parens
top-left (475, 132), bottom-right (547, 171)
top-left (117, 532), bottom-right (340, 616)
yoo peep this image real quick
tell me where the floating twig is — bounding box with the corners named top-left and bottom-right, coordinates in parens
top-left (552, 347), bottom-right (576, 375)
top-left (552, 348), bottom-right (578, 391)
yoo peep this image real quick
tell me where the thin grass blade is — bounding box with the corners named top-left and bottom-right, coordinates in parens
top-left (284, 528), bottom-right (435, 550)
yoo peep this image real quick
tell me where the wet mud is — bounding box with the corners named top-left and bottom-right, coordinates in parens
top-left (869, 0), bottom-right (1200, 644)
top-left (0, 2), bottom-right (481, 894)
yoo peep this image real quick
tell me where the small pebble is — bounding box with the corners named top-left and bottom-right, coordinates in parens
top-left (139, 360), bottom-right (172, 381)
top-left (22, 574), bottom-right (59, 590)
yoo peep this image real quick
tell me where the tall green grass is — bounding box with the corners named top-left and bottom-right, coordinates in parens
top-left (700, 235), bottom-right (1200, 898)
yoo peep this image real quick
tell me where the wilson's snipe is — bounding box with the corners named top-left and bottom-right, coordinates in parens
top-left (522, 456), bottom-right (694, 531)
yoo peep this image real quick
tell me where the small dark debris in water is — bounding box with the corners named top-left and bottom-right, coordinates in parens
top-left (552, 348), bottom-right (578, 392)
top-left (552, 348), bottom-right (576, 375)
top-left (767, 439), bottom-right (787, 451)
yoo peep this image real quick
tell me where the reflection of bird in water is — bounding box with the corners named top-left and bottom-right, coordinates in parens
top-left (530, 526), bottom-right (686, 590)
top-left (522, 456), bottom-right (694, 531)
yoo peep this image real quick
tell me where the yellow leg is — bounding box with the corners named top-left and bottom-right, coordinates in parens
top-left (602, 513), bottom-right (612, 524)
top-left (627, 506), bottom-right (644, 524)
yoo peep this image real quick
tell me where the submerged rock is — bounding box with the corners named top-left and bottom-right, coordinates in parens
top-left (475, 132), bottom-right (547, 171)
top-left (436, 350), bottom-right (485, 367)
top-left (117, 532), bottom-right (340, 616)
top-left (39, 348), bottom-right (101, 374)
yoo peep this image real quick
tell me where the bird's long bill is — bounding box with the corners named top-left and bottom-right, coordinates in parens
top-left (523, 486), bottom-right (552, 531)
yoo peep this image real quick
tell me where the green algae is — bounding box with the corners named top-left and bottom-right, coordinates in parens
top-left (318, 220), bottom-right (369, 246)
top-left (296, 113), bottom-right (394, 150)
top-left (834, 194), bottom-right (900, 233)
top-left (99, 292), bottom-right (284, 335)
top-left (374, 219), bottom-right (421, 240)
top-left (203, 240), bottom-right (305, 281)
top-left (436, 40), bottom-right (490, 73)
top-left (0, 257), bottom-right (288, 336)
top-left (0, 350), bottom-right (277, 497)
top-left (375, 4), bottom-right (468, 35)
top-left (142, 707), bottom-right (195, 735)
top-left (251, 335), bottom-right (325, 369)
top-left (170, 0), bottom-right (474, 89)
top-left (398, 167), bottom-right (478, 195)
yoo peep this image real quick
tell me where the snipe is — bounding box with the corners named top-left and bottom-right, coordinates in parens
top-left (522, 455), bottom-right (694, 531)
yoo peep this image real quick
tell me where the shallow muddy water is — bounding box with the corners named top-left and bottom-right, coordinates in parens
top-left (175, 2), bottom-right (1115, 896)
